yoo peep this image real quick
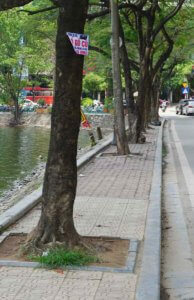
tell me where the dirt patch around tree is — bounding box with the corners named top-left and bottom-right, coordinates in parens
top-left (0, 234), bottom-right (130, 268)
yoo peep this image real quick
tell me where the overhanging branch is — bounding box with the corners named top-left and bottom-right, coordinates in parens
top-left (87, 1), bottom-right (148, 21)
top-left (18, 5), bottom-right (57, 15)
top-left (152, 26), bottom-right (174, 77)
top-left (152, 0), bottom-right (186, 40)
top-left (0, 0), bottom-right (33, 11)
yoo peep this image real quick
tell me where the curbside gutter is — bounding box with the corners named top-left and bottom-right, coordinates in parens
top-left (135, 120), bottom-right (165, 300)
top-left (0, 134), bottom-right (113, 233)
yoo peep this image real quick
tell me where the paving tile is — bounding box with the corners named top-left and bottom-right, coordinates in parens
top-left (0, 287), bottom-right (23, 298)
top-left (55, 278), bottom-right (100, 298)
top-left (0, 266), bottom-right (33, 277)
top-left (0, 127), bottom-right (158, 300)
top-left (95, 292), bottom-right (135, 300)
top-left (15, 288), bottom-right (59, 300)
top-left (66, 270), bottom-right (103, 280)
top-left (30, 268), bottom-right (67, 278)
top-left (96, 273), bottom-right (137, 294)
top-left (0, 276), bottom-right (27, 288)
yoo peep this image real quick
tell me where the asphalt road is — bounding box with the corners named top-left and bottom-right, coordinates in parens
top-left (161, 106), bottom-right (194, 174)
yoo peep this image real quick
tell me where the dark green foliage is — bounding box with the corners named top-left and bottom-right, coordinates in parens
top-left (37, 98), bottom-right (45, 107)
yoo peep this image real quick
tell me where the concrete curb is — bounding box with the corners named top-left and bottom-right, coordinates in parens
top-left (135, 120), bottom-right (165, 300)
top-left (0, 238), bottom-right (139, 272)
top-left (0, 134), bottom-right (113, 233)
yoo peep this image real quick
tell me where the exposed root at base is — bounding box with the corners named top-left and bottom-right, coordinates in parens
top-left (20, 234), bottom-right (109, 257)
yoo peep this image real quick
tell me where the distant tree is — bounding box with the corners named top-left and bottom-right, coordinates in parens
top-left (0, 9), bottom-right (54, 124)
top-left (83, 72), bottom-right (106, 98)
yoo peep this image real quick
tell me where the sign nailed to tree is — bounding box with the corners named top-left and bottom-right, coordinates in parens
top-left (66, 32), bottom-right (89, 56)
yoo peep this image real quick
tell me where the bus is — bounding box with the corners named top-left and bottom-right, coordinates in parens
top-left (21, 86), bottom-right (54, 105)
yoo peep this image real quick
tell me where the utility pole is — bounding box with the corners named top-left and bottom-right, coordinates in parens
top-left (110, 0), bottom-right (129, 154)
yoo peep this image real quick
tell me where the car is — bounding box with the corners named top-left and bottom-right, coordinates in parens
top-left (22, 99), bottom-right (39, 108)
top-left (0, 105), bottom-right (11, 112)
top-left (182, 99), bottom-right (194, 115)
top-left (176, 99), bottom-right (188, 115)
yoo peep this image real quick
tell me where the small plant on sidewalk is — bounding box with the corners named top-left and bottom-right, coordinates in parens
top-left (29, 246), bottom-right (98, 268)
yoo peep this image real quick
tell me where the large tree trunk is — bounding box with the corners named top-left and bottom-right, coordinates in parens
top-left (111, 0), bottom-right (129, 155)
top-left (136, 48), bottom-right (151, 142)
top-left (119, 18), bottom-right (137, 142)
top-left (144, 78), bottom-right (152, 126)
top-left (29, 1), bottom-right (89, 247)
top-left (150, 76), bottom-right (161, 122)
top-left (10, 96), bottom-right (20, 126)
top-left (136, 74), bottom-right (148, 142)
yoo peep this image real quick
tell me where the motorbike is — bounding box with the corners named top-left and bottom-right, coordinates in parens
top-left (162, 106), bottom-right (166, 112)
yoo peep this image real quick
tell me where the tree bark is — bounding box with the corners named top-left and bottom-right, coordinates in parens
top-left (119, 18), bottom-right (137, 142)
top-left (150, 77), bottom-right (160, 122)
top-left (110, 0), bottom-right (129, 155)
top-left (13, 96), bottom-right (20, 125)
top-left (29, 0), bottom-right (89, 246)
top-left (136, 50), bottom-right (151, 142)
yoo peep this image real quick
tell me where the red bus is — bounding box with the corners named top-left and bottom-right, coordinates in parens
top-left (21, 86), bottom-right (54, 105)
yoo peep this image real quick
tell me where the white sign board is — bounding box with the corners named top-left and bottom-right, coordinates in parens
top-left (66, 32), bottom-right (89, 56)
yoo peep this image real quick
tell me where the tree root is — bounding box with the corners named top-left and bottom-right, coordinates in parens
top-left (20, 232), bottom-right (110, 258)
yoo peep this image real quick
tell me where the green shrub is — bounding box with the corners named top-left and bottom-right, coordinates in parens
top-left (37, 98), bottom-right (45, 107)
top-left (81, 97), bottom-right (93, 107)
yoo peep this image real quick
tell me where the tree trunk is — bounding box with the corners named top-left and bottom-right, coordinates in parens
top-left (105, 69), bottom-right (113, 98)
top-left (29, 0), bottom-right (89, 247)
top-left (151, 76), bottom-right (161, 121)
top-left (136, 48), bottom-right (151, 142)
top-left (110, 0), bottom-right (129, 155)
top-left (144, 78), bottom-right (152, 126)
top-left (119, 18), bottom-right (137, 142)
top-left (13, 96), bottom-right (20, 125)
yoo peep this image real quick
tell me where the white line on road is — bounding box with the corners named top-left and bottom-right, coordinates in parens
top-left (171, 120), bottom-right (194, 208)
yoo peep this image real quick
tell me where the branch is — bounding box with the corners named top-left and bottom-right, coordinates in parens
top-left (127, 58), bottom-right (139, 72)
top-left (87, 1), bottom-right (148, 21)
top-left (89, 45), bottom-right (110, 57)
top-left (122, 10), bottom-right (136, 33)
top-left (0, 0), bottom-right (32, 11)
top-left (162, 60), bottom-right (177, 78)
top-left (137, 12), bottom-right (146, 58)
top-left (152, 0), bottom-right (186, 41)
top-left (89, 2), bottom-right (104, 7)
top-left (152, 26), bottom-right (174, 78)
top-left (18, 5), bottom-right (57, 15)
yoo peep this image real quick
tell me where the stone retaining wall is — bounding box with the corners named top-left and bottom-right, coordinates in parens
top-left (86, 113), bottom-right (113, 128)
top-left (0, 112), bottom-right (114, 129)
top-left (0, 113), bottom-right (12, 126)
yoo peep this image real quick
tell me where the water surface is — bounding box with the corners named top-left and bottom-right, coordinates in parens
top-left (0, 127), bottom-right (93, 196)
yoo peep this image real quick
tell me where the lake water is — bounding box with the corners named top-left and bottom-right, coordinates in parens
top-left (0, 127), bottom-right (94, 196)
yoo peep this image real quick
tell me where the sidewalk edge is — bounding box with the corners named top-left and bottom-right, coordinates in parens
top-left (0, 135), bottom-right (112, 232)
top-left (135, 120), bottom-right (165, 300)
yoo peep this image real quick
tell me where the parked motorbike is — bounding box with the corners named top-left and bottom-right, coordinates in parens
top-left (162, 106), bottom-right (166, 112)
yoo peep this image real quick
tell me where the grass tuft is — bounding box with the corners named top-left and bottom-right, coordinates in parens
top-left (29, 247), bottom-right (98, 268)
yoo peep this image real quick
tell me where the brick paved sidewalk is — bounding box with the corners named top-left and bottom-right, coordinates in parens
top-left (0, 126), bottom-right (159, 300)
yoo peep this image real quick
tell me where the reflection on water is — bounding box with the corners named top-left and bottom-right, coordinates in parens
top-left (0, 127), bottom-right (93, 196)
